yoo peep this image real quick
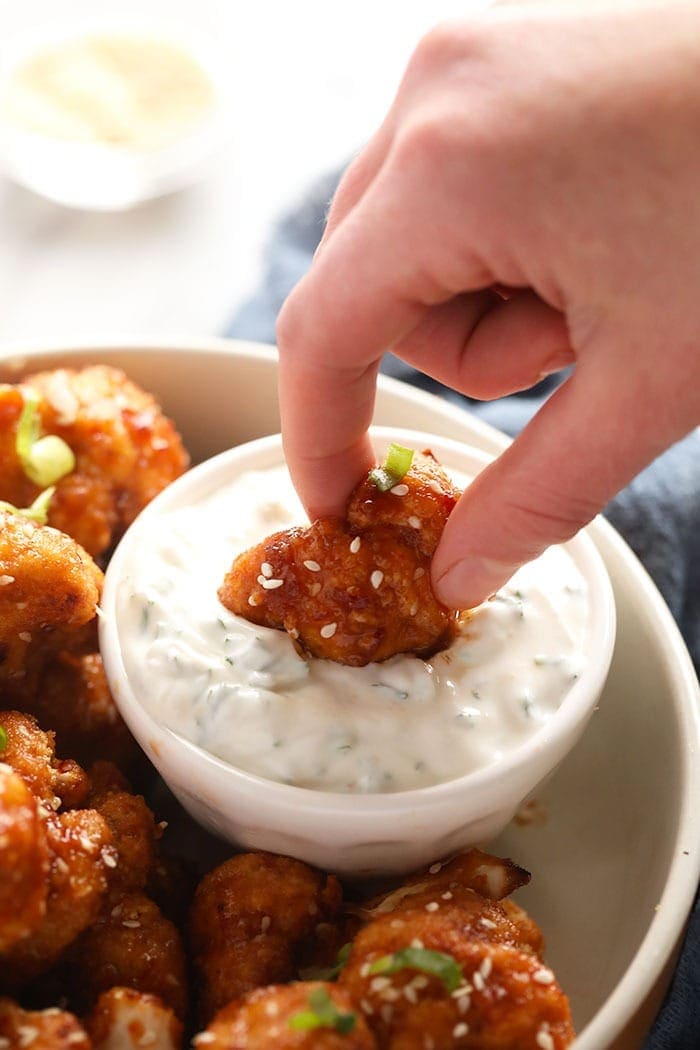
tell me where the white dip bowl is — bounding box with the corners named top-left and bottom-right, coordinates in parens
top-left (100, 426), bottom-right (615, 878)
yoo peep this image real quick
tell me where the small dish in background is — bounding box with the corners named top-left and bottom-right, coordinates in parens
top-left (0, 16), bottom-right (235, 209)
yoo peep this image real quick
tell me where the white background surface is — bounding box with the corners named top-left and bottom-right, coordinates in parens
top-left (0, 0), bottom-right (485, 349)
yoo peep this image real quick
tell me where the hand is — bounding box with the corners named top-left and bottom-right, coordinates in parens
top-left (277, 0), bottom-right (700, 608)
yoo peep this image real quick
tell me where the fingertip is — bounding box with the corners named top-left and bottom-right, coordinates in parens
top-left (432, 555), bottom-right (517, 610)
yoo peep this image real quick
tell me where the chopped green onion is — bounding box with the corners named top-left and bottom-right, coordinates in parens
top-left (16, 392), bottom-right (75, 487)
top-left (299, 942), bottom-right (352, 981)
top-left (288, 987), bottom-right (356, 1034)
top-left (0, 725), bottom-right (7, 754)
top-left (368, 947), bottom-right (463, 992)
top-left (385, 443), bottom-right (414, 480)
top-left (0, 487), bottom-right (55, 526)
top-left (369, 443), bottom-right (415, 492)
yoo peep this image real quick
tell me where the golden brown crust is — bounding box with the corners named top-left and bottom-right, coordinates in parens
top-left (67, 893), bottom-right (188, 1020)
top-left (84, 986), bottom-right (183, 1050)
top-left (198, 982), bottom-right (377, 1049)
top-left (87, 786), bottom-right (159, 901)
top-left (0, 513), bottom-right (102, 698)
top-left (2, 808), bottom-right (115, 985)
top-left (25, 652), bottom-right (138, 770)
top-left (0, 710), bottom-right (89, 809)
top-left (0, 998), bottom-right (91, 1049)
top-left (0, 767), bottom-right (49, 953)
top-left (189, 852), bottom-right (343, 1024)
top-left (340, 908), bottom-right (575, 1049)
top-left (0, 366), bottom-right (189, 558)
top-left (218, 453), bottom-right (462, 667)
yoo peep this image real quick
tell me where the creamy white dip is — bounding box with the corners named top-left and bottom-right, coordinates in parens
top-left (116, 465), bottom-right (589, 793)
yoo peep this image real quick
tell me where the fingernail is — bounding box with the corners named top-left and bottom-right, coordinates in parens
top-left (434, 557), bottom-right (516, 610)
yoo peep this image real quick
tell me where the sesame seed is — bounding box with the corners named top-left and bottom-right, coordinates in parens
top-left (389, 918), bottom-right (405, 929)
top-left (380, 1004), bottom-right (393, 1024)
top-left (370, 976), bottom-right (391, 992)
top-left (391, 483), bottom-right (409, 496)
top-left (260, 562), bottom-right (273, 578)
top-left (404, 985), bottom-right (418, 1003)
top-left (536, 1028), bottom-right (555, 1050)
top-left (310, 582), bottom-right (322, 596)
top-left (111, 905), bottom-right (123, 917)
top-left (79, 834), bottom-right (94, 852)
top-left (248, 594), bottom-right (260, 606)
top-left (261, 915), bottom-right (271, 933)
top-left (360, 999), bottom-right (374, 1015)
top-left (257, 575), bottom-right (266, 585)
top-left (410, 604), bottom-right (418, 616)
top-left (264, 1001), bottom-right (279, 1017)
top-left (19, 631), bottom-right (31, 643)
top-left (457, 995), bottom-right (471, 1014)
top-left (410, 937), bottom-right (425, 949)
top-left (360, 963), bottom-right (371, 978)
top-left (289, 627), bottom-right (300, 639)
top-left (261, 578), bottom-right (284, 589)
top-left (320, 622), bottom-right (337, 638)
top-left (0, 575), bottom-right (14, 585)
top-left (350, 536), bottom-right (361, 553)
top-left (303, 560), bottom-right (321, 572)
top-left (194, 1035), bottom-right (216, 1046)
top-left (453, 1023), bottom-right (469, 1038)
top-left (413, 976), bottom-right (429, 990)
top-left (408, 516), bottom-right (422, 529)
top-left (533, 968), bottom-right (555, 985)
top-left (103, 851), bottom-right (117, 869)
top-left (17, 1026), bottom-right (38, 1047)
top-left (371, 570), bottom-right (384, 589)
top-left (480, 956), bottom-right (492, 979)
top-left (429, 862), bottom-right (442, 874)
top-left (414, 567), bottom-right (425, 580)
top-left (451, 984), bottom-right (472, 999)
top-left (425, 901), bottom-right (439, 912)
top-left (122, 919), bottom-right (141, 929)
top-left (479, 917), bottom-right (496, 929)
top-left (383, 988), bottom-right (400, 1002)
top-left (441, 891), bottom-right (453, 900)
top-left (473, 972), bottom-right (485, 991)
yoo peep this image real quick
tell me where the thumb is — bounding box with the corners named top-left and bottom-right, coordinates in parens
top-left (431, 362), bottom-right (671, 608)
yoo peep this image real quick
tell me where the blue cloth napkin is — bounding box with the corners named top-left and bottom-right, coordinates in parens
top-left (228, 170), bottom-right (700, 1049)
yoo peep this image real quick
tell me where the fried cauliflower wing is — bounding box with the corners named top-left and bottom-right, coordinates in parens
top-left (0, 366), bottom-right (189, 558)
top-left (195, 982), bottom-right (377, 1049)
top-left (0, 766), bottom-right (49, 953)
top-left (219, 453), bottom-right (460, 667)
top-left (66, 892), bottom-right (188, 1019)
top-left (2, 807), bottom-right (116, 986)
top-left (0, 513), bottom-right (102, 698)
top-left (87, 769), bottom-right (160, 901)
top-left (340, 907), bottom-right (575, 1049)
top-left (25, 652), bottom-right (138, 770)
top-left (189, 852), bottom-right (343, 1023)
top-left (0, 710), bottom-right (89, 809)
top-left (0, 998), bottom-right (91, 1049)
top-left (85, 987), bottom-right (183, 1050)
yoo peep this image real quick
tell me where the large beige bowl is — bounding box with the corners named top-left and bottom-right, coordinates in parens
top-left (1, 337), bottom-right (698, 1049)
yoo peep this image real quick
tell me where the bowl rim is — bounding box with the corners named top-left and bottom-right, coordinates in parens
top-left (2, 336), bottom-right (699, 1049)
top-left (100, 425), bottom-right (616, 814)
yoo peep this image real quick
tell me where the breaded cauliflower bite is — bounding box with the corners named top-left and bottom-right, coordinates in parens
top-left (0, 512), bottom-right (102, 698)
top-left (219, 452), bottom-right (460, 666)
top-left (189, 852), bottom-right (343, 1023)
top-left (0, 766), bottom-right (49, 953)
top-left (26, 651), bottom-right (138, 770)
top-left (85, 987), bottom-right (183, 1050)
top-left (0, 365), bottom-right (189, 558)
top-left (195, 982), bottom-right (377, 1049)
top-left (66, 892), bottom-right (188, 1020)
top-left (0, 998), bottom-right (91, 1049)
top-left (340, 907), bottom-right (575, 1049)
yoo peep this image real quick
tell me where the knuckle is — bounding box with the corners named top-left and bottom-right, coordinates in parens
top-left (409, 19), bottom-right (487, 79)
top-left (275, 291), bottom-right (307, 361)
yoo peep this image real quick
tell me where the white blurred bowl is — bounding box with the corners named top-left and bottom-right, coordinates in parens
top-left (0, 17), bottom-right (235, 210)
top-left (0, 337), bottom-right (698, 1049)
top-left (99, 427), bottom-right (616, 878)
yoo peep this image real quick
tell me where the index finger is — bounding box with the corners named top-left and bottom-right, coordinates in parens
top-left (276, 159), bottom-right (492, 519)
